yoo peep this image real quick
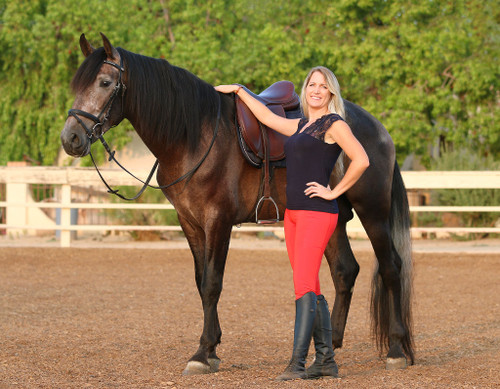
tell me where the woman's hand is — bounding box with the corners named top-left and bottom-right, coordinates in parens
top-left (305, 182), bottom-right (334, 200)
top-left (214, 83), bottom-right (300, 137)
top-left (214, 84), bottom-right (240, 94)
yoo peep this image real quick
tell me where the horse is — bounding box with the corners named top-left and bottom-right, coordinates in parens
top-left (60, 33), bottom-right (415, 375)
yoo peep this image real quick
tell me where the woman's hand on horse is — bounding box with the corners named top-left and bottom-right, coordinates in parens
top-left (215, 83), bottom-right (298, 137)
top-left (214, 84), bottom-right (239, 94)
top-left (305, 182), bottom-right (335, 200)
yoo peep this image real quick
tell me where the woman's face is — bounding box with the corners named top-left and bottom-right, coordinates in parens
top-left (305, 71), bottom-right (331, 113)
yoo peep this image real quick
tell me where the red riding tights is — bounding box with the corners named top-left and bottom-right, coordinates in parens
top-left (284, 209), bottom-right (338, 300)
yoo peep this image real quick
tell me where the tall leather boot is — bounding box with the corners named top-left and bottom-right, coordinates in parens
top-left (276, 291), bottom-right (317, 381)
top-left (306, 294), bottom-right (338, 379)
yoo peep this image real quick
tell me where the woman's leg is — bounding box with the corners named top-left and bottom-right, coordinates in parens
top-left (277, 210), bottom-right (338, 381)
top-left (291, 211), bottom-right (338, 300)
top-left (276, 291), bottom-right (318, 380)
top-left (306, 295), bottom-right (338, 379)
top-left (284, 209), bottom-right (297, 271)
top-left (287, 211), bottom-right (337, 379)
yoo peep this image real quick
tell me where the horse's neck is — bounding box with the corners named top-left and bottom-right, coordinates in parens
top-left (121, 55), bottom-right (232, 169)
top-left (127, 119), bottom-right (174, 159)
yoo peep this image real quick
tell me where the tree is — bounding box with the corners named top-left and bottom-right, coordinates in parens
top-left (0, 0), bottom-right (497, 166)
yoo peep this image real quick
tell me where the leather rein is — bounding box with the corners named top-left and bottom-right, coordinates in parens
top-left (67, 57), bottom-right (221, 201)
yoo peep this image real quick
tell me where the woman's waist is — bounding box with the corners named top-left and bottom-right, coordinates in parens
top-left (285, 192), bottom-right (338, 214)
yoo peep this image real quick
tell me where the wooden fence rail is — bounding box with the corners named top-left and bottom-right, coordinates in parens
top-left (1, 167), bottom-right (499, 247)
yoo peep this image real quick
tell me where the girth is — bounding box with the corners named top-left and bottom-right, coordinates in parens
top-left (234, 80), bottom-right (302, 224)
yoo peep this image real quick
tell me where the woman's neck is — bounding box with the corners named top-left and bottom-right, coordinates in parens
top-left (308, 108), bottom-right (330, 122)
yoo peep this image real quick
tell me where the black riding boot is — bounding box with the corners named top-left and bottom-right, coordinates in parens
top-left (306, 294), bottom-right (338, 379)
top-left (276, 291), bottom-right (317, 381)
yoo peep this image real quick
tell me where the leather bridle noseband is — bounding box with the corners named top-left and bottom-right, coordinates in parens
top-left (66, 56), bottom-right (221, 201)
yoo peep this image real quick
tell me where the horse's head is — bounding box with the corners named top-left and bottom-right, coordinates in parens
top-left (61, 33), bottom-right (126, 157)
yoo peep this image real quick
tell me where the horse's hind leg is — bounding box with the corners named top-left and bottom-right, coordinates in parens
top-left (360, 214), bottom-right (409, 369)
top-left (324, 202), bottom-right (360, 350)
top-left (177, 215), bottom-right (232, 375)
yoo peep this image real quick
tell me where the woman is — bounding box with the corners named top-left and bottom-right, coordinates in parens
top-left (215, 66), bottom-right (369, 380)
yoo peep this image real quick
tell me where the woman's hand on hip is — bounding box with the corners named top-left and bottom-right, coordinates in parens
top-left (305, 182), bottom-right (334, 200)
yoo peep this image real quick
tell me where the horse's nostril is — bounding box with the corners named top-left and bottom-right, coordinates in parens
top-left (70, 133), bottom-right (80, 146)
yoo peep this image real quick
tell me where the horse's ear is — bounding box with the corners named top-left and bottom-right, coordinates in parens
top-left (100, 32), bottom-right (120, 61)
top-left (79, 34), bottom-right (95, 57)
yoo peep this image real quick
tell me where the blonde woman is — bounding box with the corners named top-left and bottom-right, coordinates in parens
top-left (215, 67), bottom-right (369, 380)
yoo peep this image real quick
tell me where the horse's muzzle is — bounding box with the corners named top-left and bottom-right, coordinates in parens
top-left (60, 124), bottom-right (91, 158)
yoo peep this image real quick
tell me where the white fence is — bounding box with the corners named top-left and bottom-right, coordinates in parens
top-left (1, 167), bottom-right (499, 247)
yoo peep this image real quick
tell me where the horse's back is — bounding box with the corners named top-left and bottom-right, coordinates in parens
top-left (345, 100), bottom-right (394, 159)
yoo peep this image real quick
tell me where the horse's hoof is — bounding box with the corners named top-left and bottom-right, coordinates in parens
top-left (208, 357), bottom-right (221, 372)
top-left (182, 361), bottom-right (212, 375)
top-left (386, 357), bottom-right (407, 370)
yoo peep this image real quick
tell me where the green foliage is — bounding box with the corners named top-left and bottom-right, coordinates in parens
top-left (0, 0), bottom-right (498, 165)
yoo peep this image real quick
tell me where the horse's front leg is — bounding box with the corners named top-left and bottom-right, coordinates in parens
top-left (178, 215), bottom-right (232, 375)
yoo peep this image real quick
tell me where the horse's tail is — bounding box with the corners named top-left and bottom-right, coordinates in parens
top-left (370, 161), bottom-right (415, 364)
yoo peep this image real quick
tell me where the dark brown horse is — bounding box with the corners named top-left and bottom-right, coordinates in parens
top-left (60, 33), bottom-right (414, 375)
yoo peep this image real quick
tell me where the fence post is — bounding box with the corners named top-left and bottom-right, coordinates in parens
top-left (6, 182), bottom-right (28, 237)
top-left (60, 184), bottom-right (72, 247)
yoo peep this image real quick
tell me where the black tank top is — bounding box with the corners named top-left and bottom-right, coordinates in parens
top-left (284, 113), bottom-right (343, 214)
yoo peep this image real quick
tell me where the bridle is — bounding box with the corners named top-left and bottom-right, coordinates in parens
top-left (68, 57), bottom-right (126, 143)
top-left (66, 55), bottom-right (221, 201)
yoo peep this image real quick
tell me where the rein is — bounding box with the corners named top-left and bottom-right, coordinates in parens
top-left (68, 57), bottom-right (222, 201)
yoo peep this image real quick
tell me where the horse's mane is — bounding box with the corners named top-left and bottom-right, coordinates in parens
top-left (71, 47), bottom-right (221, 151)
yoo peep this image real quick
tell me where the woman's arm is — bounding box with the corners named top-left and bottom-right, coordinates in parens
top-left (304, 120), bottom-right (369, 200)
top-left (215, 84), bottom-right (299, 137)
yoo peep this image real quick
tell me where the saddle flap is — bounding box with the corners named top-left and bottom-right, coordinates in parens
top-left (264, 105), bottom-right (289, 160)
top-left (236, 97), bottom-right (261, 155)
top-left (236, 98), bottom-right (288, 161)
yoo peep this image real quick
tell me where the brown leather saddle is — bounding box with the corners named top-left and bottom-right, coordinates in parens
top-left (234, 80), bottom-right (302, 224)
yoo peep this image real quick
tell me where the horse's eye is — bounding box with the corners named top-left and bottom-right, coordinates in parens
top-left (100, 80), bottom-right (112, 88)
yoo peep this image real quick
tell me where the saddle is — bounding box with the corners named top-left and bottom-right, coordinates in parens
top-left (234, 80), bottom-right (302, 224)
top-left (236, 80), bottom-right (301, 163)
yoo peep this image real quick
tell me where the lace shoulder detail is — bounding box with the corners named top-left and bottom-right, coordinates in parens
top-left (300, 113), bottom-right (343, 142)
top-left (298, 117), bottom-right (308, 129)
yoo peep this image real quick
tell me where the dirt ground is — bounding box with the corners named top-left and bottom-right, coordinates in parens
top-left (0, 244), bottom-right (499, 388)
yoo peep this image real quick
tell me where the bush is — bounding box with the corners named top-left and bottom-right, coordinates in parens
top-left (106, 187), bottom-right (181, 241)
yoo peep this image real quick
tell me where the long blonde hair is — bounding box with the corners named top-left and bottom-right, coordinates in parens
top-left (300, 66), bottom-right (345, 119)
